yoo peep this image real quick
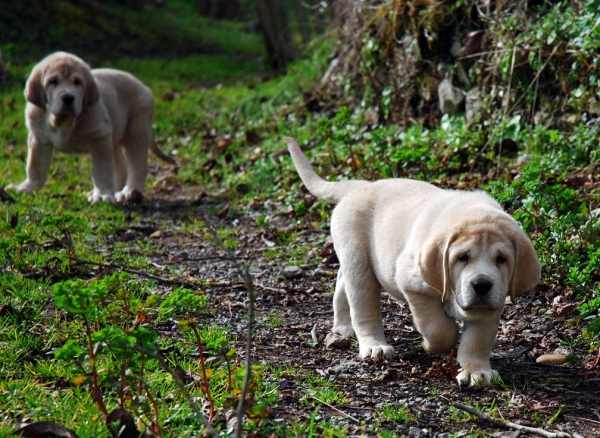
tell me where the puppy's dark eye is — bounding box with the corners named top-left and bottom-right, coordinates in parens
top-left (497, 255), bottom-right (506, 265)
top-left (73, 79), bottom-right (82, 86)
top-left (48, 78), bottom-right (58, 86)
top-left (458, 254), bottom-right (469, 263)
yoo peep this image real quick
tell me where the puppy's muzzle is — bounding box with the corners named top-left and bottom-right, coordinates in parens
top-left (460, 276), bottom-right (496, 310)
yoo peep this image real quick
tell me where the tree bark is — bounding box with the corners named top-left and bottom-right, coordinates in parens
top-left (256, 0), bottom-right (298, 70)
top-left (294, 0), bottom-right (311, 45)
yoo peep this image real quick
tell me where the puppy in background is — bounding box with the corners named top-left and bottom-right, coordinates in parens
top-left (285, 137), bottom-right (541, 386)
top-left (9, 51), bottom-right (175, 203)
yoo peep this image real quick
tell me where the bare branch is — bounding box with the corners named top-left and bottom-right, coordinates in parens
top-left (200, 213), bottom-right (256, 438)
top-left (453, 402), bottom-right (576, 438)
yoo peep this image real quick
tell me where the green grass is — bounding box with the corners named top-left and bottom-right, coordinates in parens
top-left (1, 0), bottom-right (265, 63)
top-left (377, 402), bottom-right (416, 424)
top-left (301, 374), bottom-right (348, 408)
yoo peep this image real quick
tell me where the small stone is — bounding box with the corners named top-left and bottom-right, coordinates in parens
top-left (438, 78), bottom-right (465, 115)
top-left (150, 230), bottom-right (165, 239)
top-left (129, 188), bottom-right (144, 204)
top-left (409, 426), bottom-right (424, 437)
top-left (517, 154), bottom-right (531, 166)
top-left (281, 266), bottom-right (303, 279)
top-left (536, 354), bottom-right (568, 366)
top-left (324, 333), bottom-right (353, 350)
top-left (331, 361), bottom-right (359, 373)
top-left (465, 87), bottom-right (480, 125)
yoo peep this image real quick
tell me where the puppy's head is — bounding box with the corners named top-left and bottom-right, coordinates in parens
top-left (418, 207), bottom-right (540, 316)
top-left (25, 52), bottom-right (99, 121)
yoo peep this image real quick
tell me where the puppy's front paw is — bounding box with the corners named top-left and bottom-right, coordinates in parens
top-left (456, 368), bottom-right (500, 386)
top-left (332, 324), bottom-right (355, 338)
top-left (359, 343), bottom-right (396, 360)
top-left (115, 187), bottom-right (143, 204)
top-left (7, 180), bottom-right (38, 193)
top-left (88, 190), bottom-right (116, 204)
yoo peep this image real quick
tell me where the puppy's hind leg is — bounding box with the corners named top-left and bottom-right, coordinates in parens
top-left (115, 115), bottom-right (151, 202)
top-left (113, 146), bottom-right (127, 192)
top-left (332, 270), bottom-right (354, 338)
top-left (344, 268), bottom-right (395, 360)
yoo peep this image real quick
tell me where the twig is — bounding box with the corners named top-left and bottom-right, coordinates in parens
top-left (130, 345), bottom-right (219, 437)
top-left (307, 394), bottom-right (360, 423)
top-left (496, 44), bottom-right (517, 174)
top-left (190, 320), bottom-right (215, 422)
top-left (564, 415), bottom-right (600, 425)
top-left (348, 32), bottom-right (380, 92)
top-left (508, 46), bottom-right (558, 115)
top-left (83, 315), bottom-right (110, 421)
top-left (453, 402), bottom-right (574, 438)
top-left (69, 256), bottom-right (202, 286)
top-left (397, 346), bottom-right (423, 359)
top-left (200, 213), bottom-right (256, 438)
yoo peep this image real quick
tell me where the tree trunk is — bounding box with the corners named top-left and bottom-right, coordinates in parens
top-left (122, 0), bottom-right (145, 10)
top-left (0, 47), bottom-right (6, 81)
top-left (294, 0), bottom-right (311, 45)
top-left (256, 0), bottom-right (298, 70)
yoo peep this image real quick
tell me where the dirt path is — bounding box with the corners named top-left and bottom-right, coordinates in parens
top-left (120, 191), bottom-right (600, 437)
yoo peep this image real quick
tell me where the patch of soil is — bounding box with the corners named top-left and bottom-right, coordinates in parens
top-left (118, 185), bottom-right (600, 437)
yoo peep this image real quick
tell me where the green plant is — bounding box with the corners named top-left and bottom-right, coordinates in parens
top-left (53, 273), bottom-right (163, 436)
top-left (301, 375), bottom-right (347, 407)
top-left (377, 402), bottom-right (416, 424)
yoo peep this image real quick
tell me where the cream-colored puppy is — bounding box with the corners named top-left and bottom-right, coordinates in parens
top-left (9, 52), bottom-right (175, 203)
top-left (285, 137), bottom-right (541, 386)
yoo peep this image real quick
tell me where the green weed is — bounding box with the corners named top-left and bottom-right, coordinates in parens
top-left (377, 402), bottom-right (417, 424)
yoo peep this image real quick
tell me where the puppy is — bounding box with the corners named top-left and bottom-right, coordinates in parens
top-left (285, 137), bottom-right (541, 386)
top-left (9, 52), bottom-right (175, 203)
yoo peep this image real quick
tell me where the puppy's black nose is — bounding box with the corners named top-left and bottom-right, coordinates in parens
top-left (472, 278), bottom-right (493, 296)
top-left (62, 94), bottom-right (75, 105)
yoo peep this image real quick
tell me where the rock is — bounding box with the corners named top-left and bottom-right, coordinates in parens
top-left (129, 188), bottom-right (144, 204)
top-left (150, 230), bottom-right (165, 239)
top-left (331, 361), bottom-right (360, 374)
top-left (409, 426), bottom-right (424, 437)
top-left (438, 78), bottom-right (465, 115)
top-left (324, 332), bottom-right (353, 349)
top-left (517, 154), bottom-right (531, 166)
top-left (249, 267), bottom-right (263, 277)
top-left (281, 266), bottom-right (303, 279)
top-left (465, 87), bottom-right (480, 125)
top-left (536, 354), bottom-right (568, 366)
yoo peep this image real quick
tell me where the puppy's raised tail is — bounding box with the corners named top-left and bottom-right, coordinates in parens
top-left (284, 137), bottom-right (369, 204)
top-left (151, 139), bottom-right (177, 167)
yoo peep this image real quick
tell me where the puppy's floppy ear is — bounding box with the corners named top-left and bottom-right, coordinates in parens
top-left (81, 65), bottom-right (99, 108)
top-left (418, 229), bottom-right (459, 301)
top-left (24, 63), bottom-right (46, 108)
top-left (510, 230), bottom-right (541, 301)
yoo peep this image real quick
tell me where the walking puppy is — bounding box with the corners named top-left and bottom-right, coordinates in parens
top-left (9, 52), bottom-right (175, 203)
top-left (285, 137), bottom-right (541, 386)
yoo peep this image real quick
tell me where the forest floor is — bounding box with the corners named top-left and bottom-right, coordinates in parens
top-left (116, 174), bottom-right (600, 437)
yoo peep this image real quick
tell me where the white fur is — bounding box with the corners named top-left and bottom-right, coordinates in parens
top-left (9, 52), bottom-right (175, 203)
top-left (285, 137), bottom-right (541, 386)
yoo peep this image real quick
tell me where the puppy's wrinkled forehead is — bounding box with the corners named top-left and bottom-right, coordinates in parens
top-left (451, 225), bottom-right (514, 257)
top-left (43, 59), bottom-right (83, 82)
